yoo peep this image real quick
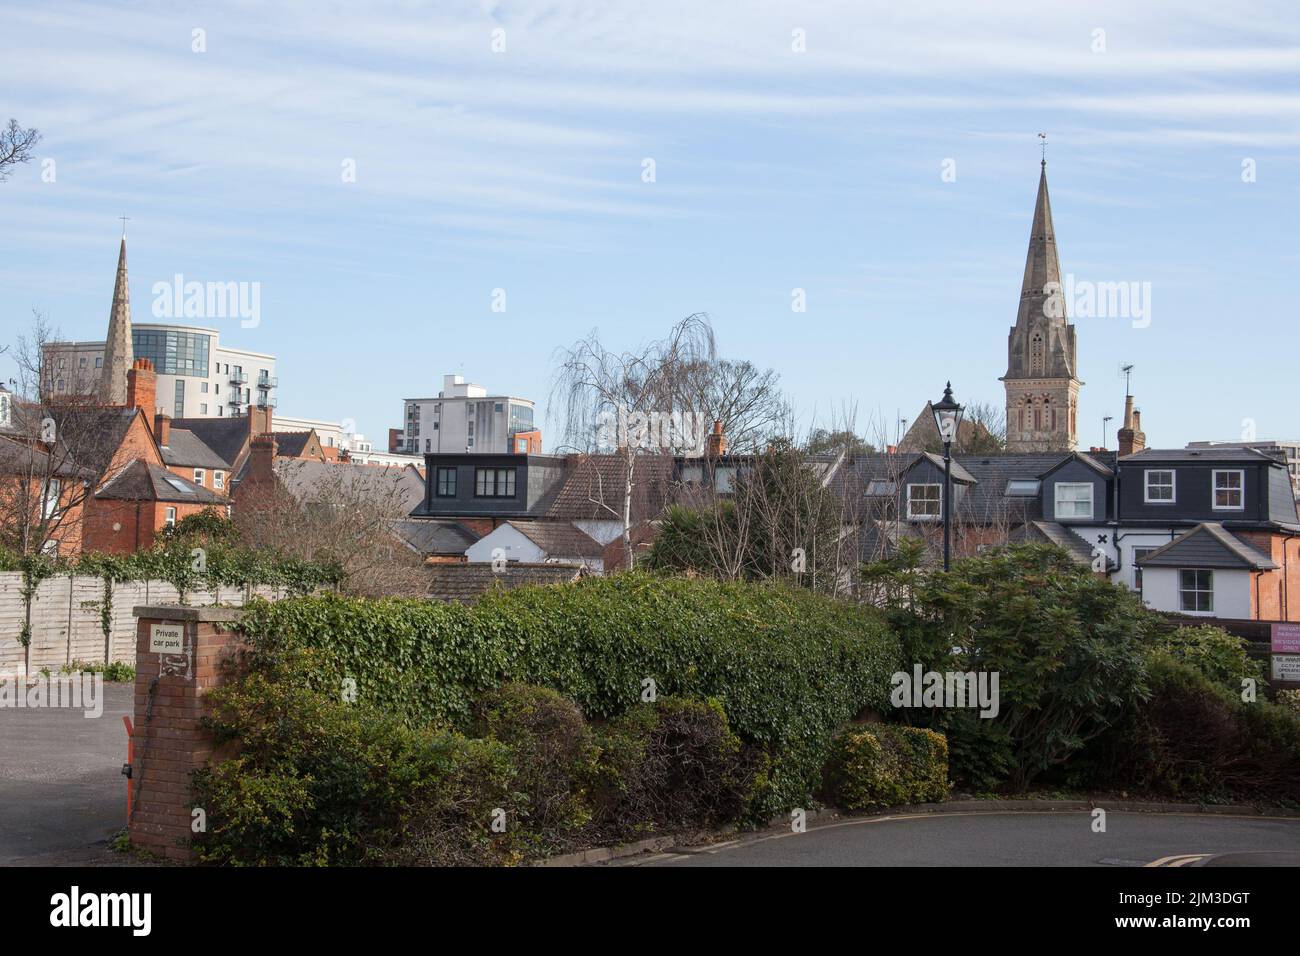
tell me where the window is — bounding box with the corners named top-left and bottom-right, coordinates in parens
top-left (475, 467), bottom-right (516, 498)
top-left (174, 379), bottom-right (185, 417)
top-left (1004, 479), bottom-right (1040, 497)
top-left (201, 382), bottom-right (209, 393)
top-left (165, 506), bottom-right (177, 528)
top-left (41, 478), bottom-right (61, 519)
top-left (436, 467), bottom-right (457, 497)
top-left (1133, 547), bottom-right (1155, 591)
top-left (1179, 569), bottom-right (1213, 612)
top-left (425, 438), bottom-right (431, 453)
top-left (1144, 470), bottom-right (1175, 503)
top-left (1213, 470), bottom-right (1244, 511)
top-left (95, 357), bottom-right (102, 369)
top-left (193, 469), bottom-right (205, 485)
top-left (906, 483), bottom-right (941, 520)
top-left (865, 480), bottom-right (896, 497)
top-left (200, 403), bottom-right (208, 415)
top-left (214, 471), bottom-right (225, 490)
top-left (1054, 482), bottom-right (1093, 520)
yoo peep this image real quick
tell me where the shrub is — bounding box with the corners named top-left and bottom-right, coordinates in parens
top-left (60, 660), bottom-right (135, 682)
top-left (235, 573), bottom-right (901, 818)
top-left (193, 655), bottom-right (515, 866)
top-left (1078, 652), bottom-right (1300, 801)
top-left (1157, 624), bottom-right (1265, 692)
top-left (822, 724), bottom-right (949, 811)
top-left (592, 697), bottom-right (759, 836)
top-left (472, 684), bottom-right (597, 854)
top-left (864, 544), bottom-right (1153, 791)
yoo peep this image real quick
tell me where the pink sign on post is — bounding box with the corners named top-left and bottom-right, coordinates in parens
top-left (1272, 623), bottom-right (1300, 654)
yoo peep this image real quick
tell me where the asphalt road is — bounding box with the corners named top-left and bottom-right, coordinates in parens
top-left (0, 682), bottom-right (133, 865)
top-left (634, 811), bottom-right (1300, 867)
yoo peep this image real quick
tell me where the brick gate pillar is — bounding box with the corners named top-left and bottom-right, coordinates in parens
top-left (129, 605), bottom-right (244, 861)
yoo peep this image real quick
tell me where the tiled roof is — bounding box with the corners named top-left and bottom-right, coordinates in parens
top-left (506, 520), bottom-right (604, 558)
top-left (1138, 522), bottom-right (1278, 571)
top-left (160, 428), bottom-right (228, 470)
top-left (1025, 520), bottom-right (1099, 566)
top-left (271, 459), bottom-right (425, 513)
top-left (425, 562), bottom-right (584, 604)
top-left (390, 518), bottom-right (480, 555)
top-left (1122, 447), bottom-right (1280, 464)
top-left (44, 406), bottom-right (143, 476)
top-left (541, 454), bottom-right (675, 521)
top-left (0, 435), bottom-right (97, 479)
top-left (95, 460), bottom-right (224, 504)
top-left (271, 430), bottom-right (315, 458)
top-left (170, 417), bottom-right (249, 468)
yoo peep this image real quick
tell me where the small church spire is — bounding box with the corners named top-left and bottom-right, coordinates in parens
top-left (98, 235), bottom-right (134, 406)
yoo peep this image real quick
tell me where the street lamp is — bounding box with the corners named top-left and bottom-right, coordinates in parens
top-left (930, 381), bottom-right (964, 571)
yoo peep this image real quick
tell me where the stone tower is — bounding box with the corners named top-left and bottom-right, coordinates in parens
top-left (1000, 162), bottom-right (1081, 452)
top-left (98, 237), bottom-right (134, 406)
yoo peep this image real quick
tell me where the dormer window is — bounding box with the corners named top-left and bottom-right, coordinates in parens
top-left (1144, 470), bottom-right (1175, 503)
top-left (1055, 482), bottom-right (1093, 520)
top-left (1212, 470), bottom-right (1244, 511)
top-left (907, 483), bottom-right (941, 520)
top-left (1004, 479), bottom-right (1040, 497)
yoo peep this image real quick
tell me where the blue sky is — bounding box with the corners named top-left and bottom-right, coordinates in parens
top-left (2, 1), bottom-right (1298, 450)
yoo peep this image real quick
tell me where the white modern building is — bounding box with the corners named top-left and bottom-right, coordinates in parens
top-left (401, 374), bottom-right (539, 456)
top-left (45, 322), bottom-right (277, 420)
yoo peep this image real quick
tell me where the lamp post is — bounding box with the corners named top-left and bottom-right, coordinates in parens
top-left (931, 382), bottom-right (964, 571)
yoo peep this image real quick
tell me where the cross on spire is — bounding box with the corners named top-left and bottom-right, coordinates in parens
top-left (118, 215), bottom-right (130, 239)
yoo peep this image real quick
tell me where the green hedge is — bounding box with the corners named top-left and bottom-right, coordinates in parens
top-left (235, 572), bottom-right (901, 818)
top-left (822, 724), bottom-right (949, 811)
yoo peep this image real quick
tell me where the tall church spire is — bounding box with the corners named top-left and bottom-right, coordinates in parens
top-left (1001, 160), bottom-right (1081, 452)
top-left (98, 237), bottom-right (134, 406)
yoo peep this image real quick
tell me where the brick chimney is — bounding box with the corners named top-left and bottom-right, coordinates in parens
top-left (249, 434), bottom-right (278, 483)
top-left (248, 403), bottom-right (273, 438)
top-left (126, 358), bottom-right (156, 415)
top-left (706, 419), bottom-right (728, 457)
top-left (1117, 395), bottom-right (1146, 457)
top-left (154, 413), bottom-right (171, 447)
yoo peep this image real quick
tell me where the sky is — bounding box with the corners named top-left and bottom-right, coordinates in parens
top-left (2, 0), bottom-right (1298, 451)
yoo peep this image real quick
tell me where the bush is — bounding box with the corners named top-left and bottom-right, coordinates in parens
top-left (193, 654), bottom-right (516, 866)
top-left (1157, 624), bottom-right (1264, 692)
top-left (61, 660), bottom-right (135, 682)
top-left (864, 544), bottom-right (1153, 791)
top-left (1078, 652), bottom-right (1300, 802)
top-left (473, 684), bottom-right (596, 854)
top-left (592, 697), bottom-right (760, 837)
top-left (822, 724), bottom-right (949, 811)
top-left (235, 573), bottom-right (901, 818)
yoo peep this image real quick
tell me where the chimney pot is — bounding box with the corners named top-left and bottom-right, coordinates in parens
top-left (126, 358), bottom-right (157, 418)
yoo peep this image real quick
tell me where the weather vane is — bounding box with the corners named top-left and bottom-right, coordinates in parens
top-left (1038, 132), bottom-right (1047, 165)
top-left (118, 214), bottom-right (130, 239)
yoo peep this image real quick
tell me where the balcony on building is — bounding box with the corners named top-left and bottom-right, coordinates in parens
top-left (256, 373), bottom-right (277, 390)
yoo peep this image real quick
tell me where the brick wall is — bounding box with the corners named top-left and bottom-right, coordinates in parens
top-left (128, 606), bottom-right (244, 861)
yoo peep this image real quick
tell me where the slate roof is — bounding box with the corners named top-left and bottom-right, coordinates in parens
top-left (425, 562), bottom-right (584, 604)
top-left (272, 459), bottom-right (426, 513)
top-left (541, 454), bottom-right (675, 522)
top-left (1137, 522), bottom-right (1278, 571)
top-left (390, 518), bottom-right (480, 556)
top-left (160, 428), bottom-right (228, 470)
top-left (1025, 520), bottom-right (1099, 567)
top-left (271, 430), bottom-right (315, 458)
top-left (44, 406), bottom-right (144, 476)
top-left (169, 416), bottom-right (249, 468)
top-left (0, 434), bottom-right (98, 479)
top-left (1121, 447), bottom-right (1280, 464)
top-left (95, 460), bottom-right (224, 504)
top-left (506, 520), bottom-right (604, 558)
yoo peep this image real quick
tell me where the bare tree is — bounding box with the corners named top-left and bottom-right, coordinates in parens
top-left (678, 358), bottom-right (788, 454)
top-left (0, 120), bottom-right (41, 182)
top-left (1, 311), bottom-right (121, 559)
top-left (233, 459), bottom-right (428, 596)
top-left (550, 313), bottom-right (716, 569)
